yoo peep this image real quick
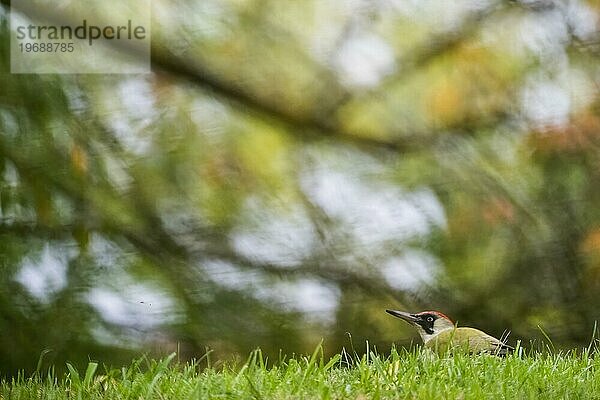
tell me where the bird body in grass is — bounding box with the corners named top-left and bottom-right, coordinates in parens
top-left (386, 309), bottom-right (513, 355)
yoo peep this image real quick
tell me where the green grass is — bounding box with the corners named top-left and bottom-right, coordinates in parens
top-left (3, 344), bottom-right (600, 399)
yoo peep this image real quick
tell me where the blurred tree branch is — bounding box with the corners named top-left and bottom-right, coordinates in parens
top-left (328, 2), bottom-right (506, 114)
top-left (2, 0), bottom-right (512, 155)
top-left (2, 0), bottom-right (599, 365)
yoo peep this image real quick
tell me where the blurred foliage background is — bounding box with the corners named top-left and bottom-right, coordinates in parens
top-left (2, 0), bottom-right (600, 376)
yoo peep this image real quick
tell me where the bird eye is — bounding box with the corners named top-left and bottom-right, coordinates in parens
top-left (426, 317), bottom-right (434, 322)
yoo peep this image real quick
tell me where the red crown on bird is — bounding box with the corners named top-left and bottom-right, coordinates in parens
top-left (414, 311), bottom-right (453, 323)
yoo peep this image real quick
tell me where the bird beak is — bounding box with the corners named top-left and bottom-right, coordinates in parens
top-left (386, 309), bottom-right (419, 323)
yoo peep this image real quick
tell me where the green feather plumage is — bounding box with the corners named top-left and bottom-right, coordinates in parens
top-left (425, 327), bottom-right (512, 355)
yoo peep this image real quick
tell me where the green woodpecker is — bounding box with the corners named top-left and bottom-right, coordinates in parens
top-left (386, 309), bottom-right (513, 355)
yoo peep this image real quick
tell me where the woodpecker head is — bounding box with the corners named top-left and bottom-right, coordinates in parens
top-left (386, 309), bottom-right (455, 343)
